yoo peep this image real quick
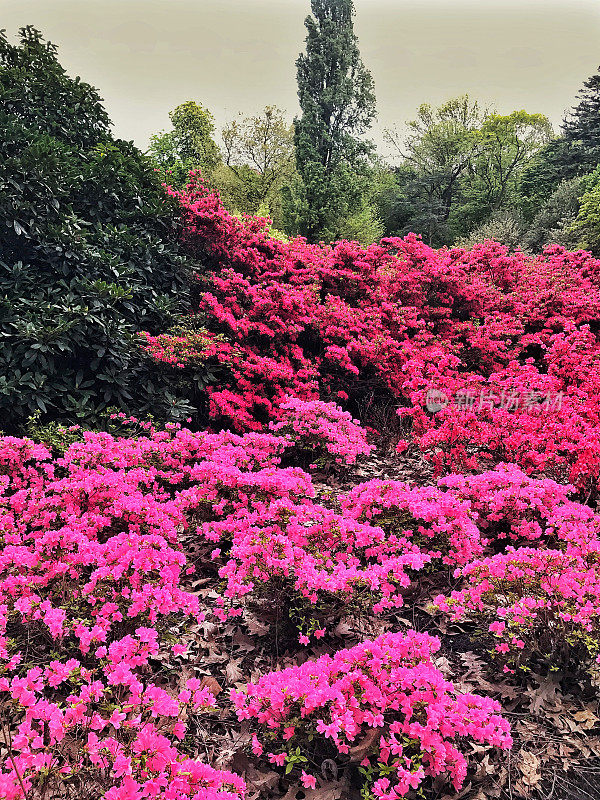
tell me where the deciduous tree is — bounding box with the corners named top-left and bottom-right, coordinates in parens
top-left (148, 100), bottom-right (221, 188)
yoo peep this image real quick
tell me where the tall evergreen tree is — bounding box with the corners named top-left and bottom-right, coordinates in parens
top-left (563, 66), bottom-right (600, 171)
top-left (292, 0), bottom-right (376, 242)
top-left (517, 68), bottom-right (600, 219)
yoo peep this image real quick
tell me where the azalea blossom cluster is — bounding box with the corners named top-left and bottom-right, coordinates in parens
top-left (0, 429), bottom-right (272, 799)
top-left (209, 497), bottom-right (429, 639)
top-left (141, 179), bottom-right (600, 493)
top-left (231, 630), bottom-right (512, 798)
top-left (268, 395), bottom-right (373, 467)
top-left (0, 660), bottom-right (246, 800)
top-left (434, 548), bottom-right (600, 673)
top-left (204, 469), bottom-right (497, 639)
top-left (401, 356), bottom-right (600, 493)
top-left (433, 464), bottom-right (600, 671)
top-left (340, 479), bottom-right (482, 566)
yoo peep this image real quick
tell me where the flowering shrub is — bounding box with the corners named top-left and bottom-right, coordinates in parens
top-left (438, 464), bottom-right (574, 545)
top-left (232, 630), bottom-right (512, 798)
top-left (209, 498), bottom-right (429, 642)
top-left (341, 479), bottom-right (482, 566)
top-left (401, 363), bottom-right (600, 493)
top-left (0, 662), bottom-right (246, 800)
top-left (268, 396), bottom-right (372, 468)
top-left (434, 548), bottom-right (600, 674)
top-left (438, 464), bottom-right (600, 556)
top-left (140, 178), bottom-right (600, 495)
top-left (0, 426), bottom-right (261, 799)
top-left (12, 174), bottom-right (600, 796)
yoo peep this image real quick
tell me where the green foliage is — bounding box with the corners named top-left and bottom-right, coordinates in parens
top-left (457, 209), bottom-right (526, 251)
top-left (522, 176), bottom-right (584, 253)
top-left (283, 748), bottom-right (308, 776)
top-left (382, 97), bottom-right (553, 246)
top-left (147, 100), bottom-right (221, 188)
top-left (23, 407), bottom-right (166, 456)
top-left (563, 66), bottom-right (600, 172)
top-left (217, 105), bottom-right (296, 229)
top-left (335, 200), bottom-right (384, 245)
top-left (471, 110), bottom-right (553, 211)
top-left (515, 138), bottom-right (576, 220)
top-left (566, 166), bottom-right (600, 256)
top-left (518, 67), bottom-right (600, 222)
top-left (0, 27), bottom-right (195, 431)
top-left (385, 96), bottom-right (484, 240)
top-left (23, 410), bottom-right (85, 455)
top-left (0, 25), bottom-right (110, 149)
top-left (373, 164), bottom-right (447, 246)
top-left (293, 0), bottom-right (377, 242)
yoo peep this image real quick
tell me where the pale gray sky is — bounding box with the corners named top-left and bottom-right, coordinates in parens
top-left (2, 0), bottom-right (600, 158)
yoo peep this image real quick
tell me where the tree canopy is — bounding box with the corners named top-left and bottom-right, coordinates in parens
top-left (147, 100), bottom-right (221, 188)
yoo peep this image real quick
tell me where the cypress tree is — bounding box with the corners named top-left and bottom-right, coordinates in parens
top-left (292, 0), bottom-right (376, 242)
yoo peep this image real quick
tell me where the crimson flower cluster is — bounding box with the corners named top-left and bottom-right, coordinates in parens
top-left (143, 180), bottom-right (600, 495)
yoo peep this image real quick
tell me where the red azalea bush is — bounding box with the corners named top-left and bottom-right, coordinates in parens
top-left (141, 179), bottom-right (600, 494)
top-left (231, 630), bottom-right (512, 799)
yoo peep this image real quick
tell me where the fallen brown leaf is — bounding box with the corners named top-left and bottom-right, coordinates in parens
top-left (200, 675), bottom-right (222, 696)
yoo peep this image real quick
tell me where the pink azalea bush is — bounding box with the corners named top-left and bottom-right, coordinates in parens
top-left (438, 464), bottom-right (600, 557)
top-left (208, 498), bottom-right (429, 641)
top-left (0, 429), bottom-right (256, 799)
top-left (434, 547), bottom-right (600, 674)
top-left (437, 464), bottom-right (575, 546)
top-left (232, 630), bottom-right (512, 798)
top-left (0, 661), bottom-right (247, 800)
top-left (340, 479), bottom-right (482, 566)
top-left (268, 396), bottom-right (372, 468)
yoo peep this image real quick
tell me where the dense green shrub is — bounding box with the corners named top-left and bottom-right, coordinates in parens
top-left (456, 209), bottom-right (526, 251)
top-left (0, 27), bottom-right (197, 429)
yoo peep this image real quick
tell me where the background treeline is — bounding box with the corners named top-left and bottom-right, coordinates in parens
top-left (146, 1), bottom-right (600, 253)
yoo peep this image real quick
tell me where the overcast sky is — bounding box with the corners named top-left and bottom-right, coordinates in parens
top-left (3, 0), bottom-right (600, 157)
